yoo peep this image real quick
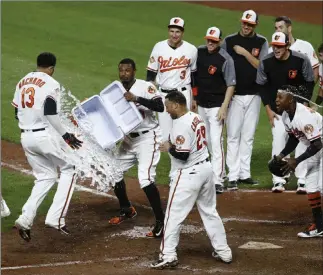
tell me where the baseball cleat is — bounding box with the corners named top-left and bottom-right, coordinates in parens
top-left (227, 181), bottom-right (239, 191)
top-left (14, 221), bottom-right (31, 242)
top-left (45, 224), bottom-right (71, 235)
top-left (296, 184), bottom-right (307, 195)
top-left (146, 220), bottom-right (164, 238)
top-left (297, 224), bottom-right (323, 238)
top-left (212, 251), bottom-right (232, 264)
top-left (271, 183), bottom-right (285, 193)
top-left (215, 184), bottom-right (224, 194)
top-left (150, 257), bottom-right (178, 269)
top-left (109, 206), bottom-right (137, 225)
top-left (239, 178), bottom-right (259, 185)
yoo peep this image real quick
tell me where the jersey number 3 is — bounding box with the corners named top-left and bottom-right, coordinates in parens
top-left (196, 125), bottom-right (207, 150)
top-left (21, 87), bottom-right (35, 108)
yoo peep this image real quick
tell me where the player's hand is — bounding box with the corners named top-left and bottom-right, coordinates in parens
top-left (191, 100), bottom-right (198, 113)
top-left (124, 91), bottom-right (137, 102)
top-left (281, 157), bottom-right (297, 175)
top-left (266, 108), bottom-right (279, 128)
top-left (233, 45), bottom-right (248, 56)
top-left (62, 132), bottom-right (83, 149)
top-left (216, 105), bottom-right (228, 121)
top-left (160, 141), bottom-right (171, 152)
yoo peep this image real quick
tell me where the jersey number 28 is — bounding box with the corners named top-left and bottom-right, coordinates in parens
top-left (196, 125), bottom-right (207, 150)
top-left (21, 87), bottom-right (35, 108)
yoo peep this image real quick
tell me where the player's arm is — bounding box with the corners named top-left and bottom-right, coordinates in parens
top-left (168, 144), bottom-right (189, 161)
top-left (243, 39), bottom-right (269, 69)
top-left (14, 108), bottom-right (18, 120)
top-left (294, 138), bottom-right (322, 165)
top-left (301, 56), bottom-right (315, 101)
top-left (277, 133), bottom-right (299, 159)
top-left (44, 96), bottom-right (82, 149)
top-left (11, 88), bottom-right (19, 120)
top-left (315, 87), bottom-right (323, 105)
top-left (135, 96), bottom-right (164, 112)
top-left (146, 44), bottom-right (159, 85)
top-left (307, 44), bottom-right (320, 83)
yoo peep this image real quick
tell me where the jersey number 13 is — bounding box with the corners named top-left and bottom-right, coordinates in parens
top-left (21, 87), bottom-right (35, 108)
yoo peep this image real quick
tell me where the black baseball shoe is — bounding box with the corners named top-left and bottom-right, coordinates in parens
top-left (239, 178), bottom-right (259, 185)
top-left (227, 181), bottom-right (239, 191)
top-left (14, 221), bottom-right (31, 242)
top-left (150, 257), bottom-right (178, 269)
top-left (215, 184), bottom-right (224, 194)
top-left (45, 224), bottom-right (70, 235)
top-left (146, 220), bottom-right (164, 238)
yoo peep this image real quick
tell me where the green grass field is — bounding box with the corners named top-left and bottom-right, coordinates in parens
top-left (1, 2), bottom-right (322, 191)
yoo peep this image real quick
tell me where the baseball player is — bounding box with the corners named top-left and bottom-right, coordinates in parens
top-left (315, 43), bottom-right (323, 105)
top-left (108, 58), bottom-right (165, 238)
top-left (151, 91), bottom-right (232, 269)
top-left (12, 52), bottom-right (83, 242)
top-left (192, 26), bottom-right (236, 194)
top-left (146, 17), bottom-right (197, 142)
top-left (1, 197), bottom-right (11, 218)
top-left (257, 32), bottom-right (315, 193)
top-left (269, 16), bottom-right (320, 194)
top-left (221, 10), bottom-right (269, 190)
top-left (274, 85), bottom-right (322, 238)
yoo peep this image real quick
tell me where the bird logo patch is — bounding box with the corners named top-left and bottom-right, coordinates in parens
top-left (147, 86), bottom-right (156, 94)
top-left (174, 18), bottom-right (180, 24)
top-left (274, 35), bottom-right (280, 41)
top-left (288, 70), bottom-right (297, 79)
top-left (209, 29), bottom-right (216, 35)
top-left (175, 135), bottom-right (185, 145)
top-left (304, 124), bottom-right (314, 135)
top-left (208, 65), bottom-right (217, 75)
top-left (252, 48), bottom-right (260, 57)
top-left (246, 13), bottom-right (252, 19)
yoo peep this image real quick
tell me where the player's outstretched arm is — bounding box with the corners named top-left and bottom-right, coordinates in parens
top-left (294, 138), bottom-right (322, 165)
top-left (278, 133), bottom-right (299, 159)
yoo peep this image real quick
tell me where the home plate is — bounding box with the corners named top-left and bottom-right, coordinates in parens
top-left (239, 241), bottom-right (283, 250)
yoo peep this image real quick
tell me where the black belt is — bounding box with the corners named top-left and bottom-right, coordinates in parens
top-left (161, 87), bottom-right (187, 93)
top-left (129, 130), bottom-right (149, 138)
top-left (194, 158), bottom-right (210, 166)
top-left (21, 128), bottom-right (46, 133)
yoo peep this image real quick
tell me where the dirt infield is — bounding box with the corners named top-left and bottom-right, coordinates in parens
top-left (192, 1), bottom-right (322, 25)
top-left (1, 140), bottom-right (323, 275)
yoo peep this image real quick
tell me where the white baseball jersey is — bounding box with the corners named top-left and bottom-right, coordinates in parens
top-left (169, 112), bottom-right (209, 171)
top-left (282, 103), bottom-right (322, 146)
top-left (269, 39), bottom-right (319, 68)
top-left (130, 79), bottom-right (161, 132)
top-left (12, 71), bottom-right (60, 130)
top-left (319, 63), bottom-right (323, 88)
top-left (147, 40), bottom-right (197, 89)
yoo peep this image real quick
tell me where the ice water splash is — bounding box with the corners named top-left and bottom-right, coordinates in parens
top-left (49, 85), bottom-right (122, 193)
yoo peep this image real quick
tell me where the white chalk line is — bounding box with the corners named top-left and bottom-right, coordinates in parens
top-left (1, 256), bottom-right (136, 270)
top-left (1, 162), bottom-right (291, 224)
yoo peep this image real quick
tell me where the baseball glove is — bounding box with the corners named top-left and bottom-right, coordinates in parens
top-left (268, 155), bottom-right (288, 177)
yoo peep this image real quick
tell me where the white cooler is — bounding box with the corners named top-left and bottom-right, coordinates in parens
top-left (72, 81), bottom-right (143, 150)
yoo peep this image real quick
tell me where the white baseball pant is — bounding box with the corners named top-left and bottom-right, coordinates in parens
top-left (198, 106), bottom-right (225, 186)
top-left (295, 142), bottom-right (308, 185)
top-left (271, 116), bottom-right (289, 184)
top-left (158, 87), bottom-right (192, 142)
top-left (305, 149), bottom-right (322, 194)
top-left (115, 129), bottom-right (162, 188)
top-left (17, 129), bottom-right (76, 230)
top-left (160, 161), bottom-right (231, 261)
top-left (226, 95), bottom-right (261, 181)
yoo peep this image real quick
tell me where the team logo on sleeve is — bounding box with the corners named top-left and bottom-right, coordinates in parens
top-left (150, 56), bottom-right (156, 64)
top-left (148, 85), bottom-right (156, 94)
top-left (175, 135), bottom-right (185, 145)
top-left (252, 48), bottom-right (260, 57)
top-left (304, 124), bottom-right (314, 134)
top-left (208, 65), bottom-right (217, 75)
top-left (288, 70), bottom-right (298, 79)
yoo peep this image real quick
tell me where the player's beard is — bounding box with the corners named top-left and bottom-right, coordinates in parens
top-left (170, 113), bottom-right (178, 119)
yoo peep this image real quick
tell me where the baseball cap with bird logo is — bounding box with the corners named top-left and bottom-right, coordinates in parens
top-left (168, 17), bottom-right (185, 30)
top-left (241, 10), bottom-right (258, 25)
top-left (204, 27), bottom-right (222, 42)
top-left (271, 31), bottom-right (289, 46)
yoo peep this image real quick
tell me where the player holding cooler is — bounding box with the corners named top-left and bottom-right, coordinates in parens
top-left (146, 17), bottom-right (198, 142)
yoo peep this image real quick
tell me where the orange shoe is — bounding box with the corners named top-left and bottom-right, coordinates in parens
top-left (109, 206), bottom-right (137, 225)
